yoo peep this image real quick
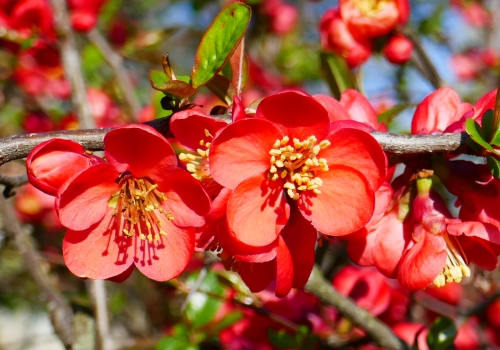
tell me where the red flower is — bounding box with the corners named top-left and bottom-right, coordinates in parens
top-left (27, 138), bottom-right (103, 196)
top-left (384, 34), bottom-right (413, 64)
top-left (339, 0), bottom-right (410, 40)
top-left (411, 87), bottom-right (495, 135)
top-left (209, 90), bottom-right (386, 248)
top-left (319, 8), bottom-right (372, 68)
top-left (53, 124), bottom-right (210, 281)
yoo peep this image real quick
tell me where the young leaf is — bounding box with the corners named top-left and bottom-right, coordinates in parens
top-left (149, 69), bottom-right (170, 90)
top-left (229, 39), bottom-right (248, 97)
top-left (426, 317), bottom-right (457, 350)
top-left (487, 156), bottom-right (500, 178)
top-left (149, 70), bottom-right (196, 98)
top-left (191, 2), bottom-right (251, 89)
top-left (319, 52), bottom-right (356, 100)
top-left (162, 54), bottom-right (175, 80)
top-left (465, 118), bottom-right (495, 152)
top-left (205, 74), bottom-right (236, 105)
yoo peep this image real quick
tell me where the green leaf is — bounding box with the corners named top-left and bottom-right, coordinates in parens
top-left (481, 110), bottom-right (494, 142)
top-left (267, 329), bottom-right (298, 348)
top-left (319, 52), bottom-right (355, 100)
top-left (487, 156), bottom-right (500, 178)
top-left (465, 118), bottom-right (495, 152)
top-left (185, 271), bottom-right (226, 329)
top-left (377, 104), bottom-right (410, 125)
top-left (426, 317), bottom-right (457, 350)
top-left (205, 74), bottom-right (236, 105)
top-left (155, 325), bottom-right (199, 350)
top-left (212, 310), bottom-right (243, 333)
top-left (191, 2), bottom-right (251, 89)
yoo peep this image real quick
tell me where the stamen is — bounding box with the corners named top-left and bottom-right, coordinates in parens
top-left (433, 234), bottom-right (470, 288)
top-left (108, 176), bottom-right (170, 242)
top-left (267, 135), bottom-right (331, 200)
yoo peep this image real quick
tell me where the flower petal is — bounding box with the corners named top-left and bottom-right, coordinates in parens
top-left (397, 233), bottom-right (446, 290)
top-left (104, 124), bottom-right (177, 179)
top-left (63, 209), bottom-right (133, 279)
top-left (27, 138), bottom-right (98, 196)
top-left (275, 235), bottom-right (294, 298)
top-left (322, 125), bottom-right (386, 190)
top-left (227, 175), bottom-right (287, 247)
top-left (313, 94), bottom-right (351, 122)
top-left (170, 108), bottom-right (227, 150)
top-left (299, 165), bottom-right (374, 236)
top-left (239, 260), bottom-right (276, 293)
top-left (257, 90), bottom-right (330, 141)
top-left (134, 216), bottom-right (195, 281)
top-left (339, 89), bottom-right (379, 128)
top-left (157, 168), bottom-right (210, 228)
top-left (280, 208), bottom-right (317, 289)
top-left (210, 118), bottom-right (281, 190)
top-left (57, 163), bottom-right (120, 231)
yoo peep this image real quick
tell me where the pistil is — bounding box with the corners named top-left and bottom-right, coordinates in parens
top-left (352, 0), bottom-right (390, 17)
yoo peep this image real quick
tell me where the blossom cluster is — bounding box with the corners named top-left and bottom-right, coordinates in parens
top-left (319, 0), bottom-right (413, 67)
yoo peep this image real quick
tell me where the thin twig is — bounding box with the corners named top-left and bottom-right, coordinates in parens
top-left (49, 0), bottom-right (94, 128)
top-left (0, 120), bottom-right (471, 167)
top-left (400, 25), bottom-right (445, 89)
top-left (87, 29), bottom-right (141, 120)
top-left (86, 280), bottom-right (113, 350)
top-left (0, 195), bottom-right (74, 348)
top-left (0, 173), bottom-right (28, 197)
top-left (304, 266), bottom-right (408, 350)
top-left (180, 263), bottom-right (211, 313)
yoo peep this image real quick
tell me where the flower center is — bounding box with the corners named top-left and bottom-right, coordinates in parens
top-left (352, 0), bottom-right (390, 17)
top-left (108, 176), bottom-right (173, 243)
top-left (268, 135), bottom-right (330, 200)
top-left (433, 234), bottom-right (470, 288)
top-left (179, 129), bottom-right (212, 182)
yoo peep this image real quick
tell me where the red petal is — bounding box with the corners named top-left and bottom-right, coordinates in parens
top-left (227, 175), bottom-right (286, 247)
top-left (219, 220), bottom-right (278, 262)
top-left (170, 108), bottom-right (227, 150)
top-left (346, 227), bottom-right (375, 266)
top-left (27, 138), bottom-right (92, 196)
top-left (280, 208), bottom-right (317, 289)
top-left (257, 90), bottom-right (330, 141)
top-left (275, 235), bottom-right (293, 298)
top-left (157, 168), bottom-right (210, 228)
top-left (455, 235), bottom-right (499, 270)
top-left (57, 164), bottom-right (120, 231)
top-left (411, 87), bottom-right (464, 134)
top-left (104, 124), bottom-right (177, 179)
top-left (63, 210), bottom-right (133, 280)
top-left (299, 165), bottom-right (374, 236)
top-left (210, 118), bottom-right (281, 189)
top-left (313, 94), bottom-right (351, 122)
top-left (231, 96), bottom-right (247, 122)
top-left (372, 212), bottom-right (412, 277)
top-left (322, 126), bottom-right (386, 190)
top-left (239, 260), bottom-right (276, 293)
top-left (339, 89), bottom-right (379, 128)
top-left (397, 233), bottom-right (446, 290)
top-left (134, 217), bottom-right (195, 281)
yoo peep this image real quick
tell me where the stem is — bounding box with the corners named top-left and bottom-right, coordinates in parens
top-left (0, 122), bottom-right (471, 168)
top-left (304, 266), bottom-right (408, 350)
top-left (49, 0), bottom-right (94, 128)
top-left (87, 29), bottom-right (141, 120)
top-left (86, 280), bottom-right (112, 350)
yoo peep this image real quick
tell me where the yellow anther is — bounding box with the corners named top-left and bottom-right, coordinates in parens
top-left (305, 158), bottom-right (314, 166)
top-left (160, 230), bottom-right (168, 236)
top-left (298, 185), bottom-right (307, 191)
top-left (270, 165), bottom-right (277, 173)
top-left (320, 140), bottom-right (331, 148)
top-left (275, 160), bottom-right (284, 168)
top-left (200, 140), bottom-right (205, 146)
top-left (197, 149), bottom-right (206, 157)
top-left (204, 129), bottom-right (213, 138)
top-left (313, 145), bottom-right (321, 155)
top-left (280, 136), bottom-right (289, 145)
top-left (270, 156), bottom-right (276, 164)
top-left (281, 170), bottom-right (287, 178)
top-left (287, 189), bottom-right (295, 198)
top-left (284, 182), bottom-right (295, 190)
top-left (166, 212), bottom-right (174, 221)
top-left (271, 174), bottom-right (279, 181)
top-left (270, 149), bottom-right (282, 156)
top-left (302, 165), bottom-right (309, 172)
top-left (273, 140), bottom-right (281, 148)
top-left (313, 189), bottom-right (321, 195)
top-left (205, 142), bottom-right (211, 148)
